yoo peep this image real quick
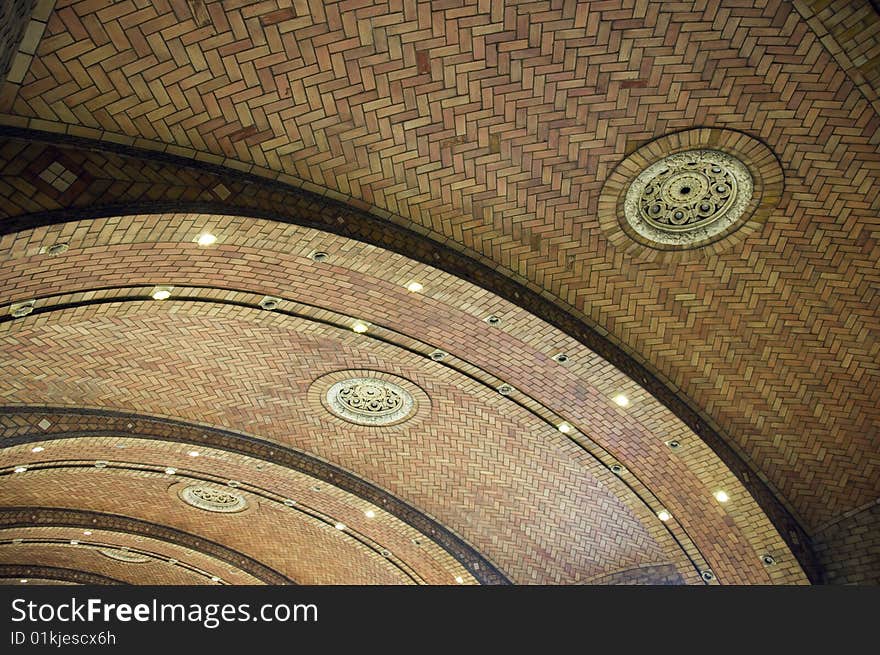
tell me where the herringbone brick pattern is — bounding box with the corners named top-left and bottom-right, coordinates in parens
top-left (2, 465), bottom-right (412, 585)
top-left (0, 407), bottom-right (495, 584)
top-left (0, 0), bottom-right (877, 526)
top-left (0, 305), bottom-right (683, 584)
top-left (0, 542), bottom-right (217, 585)
top-left (0, 216), bottom-right (816, 584)
top-left (0, 0), bottom-right (877, 582)
top-left (1, 526), bottom-right (266, 585)
top-left (793, 0), bottom-right (880, 111)
top-left (1, 431), bottom-right (474, 585)
top-left (811, 500), bottom-right (880, 584)
top-left (584, 563), bottom-right (684, 585)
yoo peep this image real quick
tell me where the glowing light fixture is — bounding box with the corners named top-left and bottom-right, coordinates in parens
top-left (151, 286), bottom-right (173, 301)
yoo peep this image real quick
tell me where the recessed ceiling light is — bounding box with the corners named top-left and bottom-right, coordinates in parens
top-left (20, 579), bottom-right (28, 583)
top-left (557, 422), bottom-right (573, 434)
top-left (151, 286), bottom-right (173, 301)
top-left (196, 233), bottom-right (217, 246)
top-left (334, 522), bottom-right (346, 531)
top-left (429, 349), bottom-right (448, 361)
top-left (484, 314), bottom-right (501, 326)
top-left (497, 384), bottom-right (514, 396)
top-left (164, 467), bottom-right (177, 475)
top-left (47, 242), bottom-right (69, 255)
top-left (657, 510), bottom-right (671, 522)
top-left (83, 530), bottom-right (92, 536)
top-left (13, 466), bottom-right (27, 473)
top-left (406, 281), bottom-right (424, 293)
top-left (309, 251), bottom-right (330, 263)
top-left (10, 301), bottom-right (35, 318)
top-left (352, 321), bottom-right (369, 333)
top-left (552, 353), bottom-right (570, 364)
top-left (259, 296), bottom-right (281, 311)
top-left (364, 510), bottom-right (376, 519)
top-left (713, 490), bottom-right (730, 503)
top-left (211, 576), bottom-right (221, 582)
top-left (282, 499), bottom-right (297, 507)
top-left (455, 576), bottom-right (464, 584)
top-left (612, 394), bottom-right (630, 407)
top-left (70, 540), bottom-right (79, 545)
top-left (31, 446), bottom-right (44, 453)
top-left (188, 451), bottom-right (200, 457)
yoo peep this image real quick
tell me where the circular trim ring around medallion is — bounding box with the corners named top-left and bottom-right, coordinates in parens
top-left (597, 129), bottom-right (784, 260)
top-left (98, 548), bottom-right (152, 563)
top-left (178, 485), bottom-right (249, 513)
top-left (326, 378), bottom-right (415, 426)
top-left (311, 370), bottom-right (428, 428)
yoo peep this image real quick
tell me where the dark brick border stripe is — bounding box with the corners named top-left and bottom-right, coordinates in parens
top-left (0, 564), bottom-right (124, 586)
top-left (0, 508), bottom-right (292, 585)
top-left (0, 127), bottom-right (820, 582)
top-left (1, 406), bottom-right (511, 585)
top-left (0, 286), bottom-right (709, 583)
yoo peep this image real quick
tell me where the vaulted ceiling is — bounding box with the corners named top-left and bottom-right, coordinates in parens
top-left (0, 0), bottom-right (878, 585)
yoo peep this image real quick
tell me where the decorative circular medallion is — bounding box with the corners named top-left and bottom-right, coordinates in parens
top-left (325, 378), bottom-right (414, 426)
top-left (597, 129), bottom-right (784, 258)
top-left (99, 549), bottom-right (151, 563)
top-left (179, 485), bottom-right (248, 513)
top-left (624, 150), bottom-right (753, 245)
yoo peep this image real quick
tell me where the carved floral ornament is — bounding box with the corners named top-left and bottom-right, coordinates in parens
top-left (325, 377), bottom-right (415, 426)
top-left (597, 129), bottom-right (784, 258)
top-left (179, 485), bottom-right (248, 513)
top-left (624, 150), bottom-right (753, 246)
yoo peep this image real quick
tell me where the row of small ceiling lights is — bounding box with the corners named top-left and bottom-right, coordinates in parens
top-left (18, 234), bottom-right (458, 577)
top-left (14, 527), bottom-right (223, 584)
top-left (132, 232), bottom-right (736, 524)
top-left (18, 453), bottom-right (380, 527)
top-left (27, 233), bottom-right (735, 532)
top-left (14, 439), bottom-right (461, 582)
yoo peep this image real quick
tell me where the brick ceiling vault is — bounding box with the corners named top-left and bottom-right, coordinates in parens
top-left (0, 1), bottom-right (878, 584)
